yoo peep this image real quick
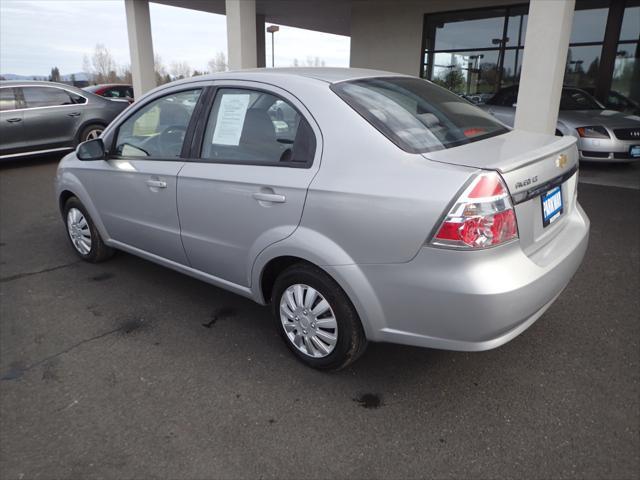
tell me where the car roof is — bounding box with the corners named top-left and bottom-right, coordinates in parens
top-left (0, 79), bottom-right (85, 91)
top-left (170, 67), bottom-right (408, 87)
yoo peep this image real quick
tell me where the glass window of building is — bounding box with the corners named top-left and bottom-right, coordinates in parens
top-left (422, 0), bottom-right (640, 111)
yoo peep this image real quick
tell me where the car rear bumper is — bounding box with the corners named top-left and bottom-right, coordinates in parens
top-left (326, 203), bottom-right (590, 351)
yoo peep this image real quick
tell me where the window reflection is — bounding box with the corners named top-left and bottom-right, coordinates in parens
top-left (564, 45), bottom-right (602, 90)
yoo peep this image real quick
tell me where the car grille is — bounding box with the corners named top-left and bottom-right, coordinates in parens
top-left (613, 128), bottom-right (640, 140)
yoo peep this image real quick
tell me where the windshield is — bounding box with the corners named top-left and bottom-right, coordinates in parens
top-left (331, 77), bottom-right (508, 153)
top-left (560, 89), bottom-right (604, 110)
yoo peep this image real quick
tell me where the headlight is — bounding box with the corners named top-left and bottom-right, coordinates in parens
top-left (576, 126), bottom-right (610, 139)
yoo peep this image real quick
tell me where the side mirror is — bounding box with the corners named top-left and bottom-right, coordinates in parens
top-left (77, 138), bottom-right (105, 161)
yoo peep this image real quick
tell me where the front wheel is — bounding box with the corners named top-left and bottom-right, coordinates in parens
top-left (63, 197), bottom-right (114, 263)
top-left (272, 264), bottom-right (367, 370)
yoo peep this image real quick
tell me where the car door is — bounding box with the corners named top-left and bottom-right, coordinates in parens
top-left (0, 87), bottom-right (25, 156)
top-left (77, 87), bottom-right (204, 264)
top-left (20, 85), bottom-right (86, 149)
top-left (177, 83), bottom-right (321, 287)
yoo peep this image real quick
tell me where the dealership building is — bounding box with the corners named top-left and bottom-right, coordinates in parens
top-left (124, 0), bottom-right (639, 136)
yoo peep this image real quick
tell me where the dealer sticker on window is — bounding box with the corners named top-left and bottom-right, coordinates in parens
top-left (541, 186), bottom-right (563, 227)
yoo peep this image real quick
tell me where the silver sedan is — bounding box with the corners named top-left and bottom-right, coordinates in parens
top-left (55, 69), bottom-right (589, 369)
top-left (481, 85), bottom-right (640, 162)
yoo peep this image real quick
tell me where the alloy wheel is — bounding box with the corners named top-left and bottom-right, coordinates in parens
top-left (85, 129), bottom-right (103, 141)
top-left (279, 284), bottom-right (338, 358)
top-left (66, 207), bottom-right (92, 255)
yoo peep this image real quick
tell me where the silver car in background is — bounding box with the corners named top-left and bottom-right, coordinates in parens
top-left (481, 85), bottom-right (640, 162)
top-left (55, 69), bottom-right (589, 370)
top-left (0, 80), bottom-right (128, 161)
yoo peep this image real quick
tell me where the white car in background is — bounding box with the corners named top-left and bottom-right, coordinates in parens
top-left (481, 85), bottom-right (640, 162)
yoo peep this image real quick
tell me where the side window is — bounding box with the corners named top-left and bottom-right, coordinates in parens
top-left (201, 89), bottom-right (316, 165)
top-left (0, 88), bottom-right (16, 111)
top-left (104, 89), bottom-right (120, 98)
top-left (69, 92), bottom-right (87, 104)
top-left (23, 87), bottom-right (74, 108)
top-left (114, 89), bottom-right (201, 158)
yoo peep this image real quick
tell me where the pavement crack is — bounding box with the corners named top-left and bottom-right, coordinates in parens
top-left (1, 325), bottom-right (126, 381)
top-left (0, 261), bottom-right (80, 283)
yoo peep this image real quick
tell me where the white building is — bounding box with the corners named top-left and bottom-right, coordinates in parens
top-left (124, 0), bottom-right (640, 135)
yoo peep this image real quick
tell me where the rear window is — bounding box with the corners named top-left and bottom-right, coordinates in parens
top-left (331, 77), bottom-right (508, 154)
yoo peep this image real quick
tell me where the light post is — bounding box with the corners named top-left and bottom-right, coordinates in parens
top-left (266, 25), bottom-right (279, 68)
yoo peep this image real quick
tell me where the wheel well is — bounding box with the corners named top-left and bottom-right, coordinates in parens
top-left (260, 256), bottom-right (313, 303)
top-left (58, 190), bottom-right (76, 214)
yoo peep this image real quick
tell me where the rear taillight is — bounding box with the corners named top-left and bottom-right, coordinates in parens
top-left (430, 171), bottom-right (518, 249)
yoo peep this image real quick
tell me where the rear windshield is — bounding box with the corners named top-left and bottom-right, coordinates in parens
top-left (331, 77), bottom-right (508, 154)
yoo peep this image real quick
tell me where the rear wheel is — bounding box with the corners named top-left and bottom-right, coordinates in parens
top-left (79, 124), bottom-right (105, 143)
top-left (271, 263), bottom-right (367, 370)
top-left (63, 197), bottom-right (113, 263)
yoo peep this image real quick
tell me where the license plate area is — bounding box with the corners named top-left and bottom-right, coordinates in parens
top-left (541, 185), bottom-right (563, 227)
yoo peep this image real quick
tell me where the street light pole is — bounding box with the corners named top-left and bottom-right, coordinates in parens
top-left (266, 25), bottom-right (279, 68)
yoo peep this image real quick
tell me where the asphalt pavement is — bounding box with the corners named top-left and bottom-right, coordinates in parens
top-left (0, 155), bottom-right (638, 479)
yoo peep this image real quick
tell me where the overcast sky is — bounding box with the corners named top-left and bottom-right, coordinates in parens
top-left (0, 0), bottom-right (350, 76)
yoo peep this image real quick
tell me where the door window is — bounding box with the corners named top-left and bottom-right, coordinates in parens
top-left (0, 88), bottom-right (16, 111)
top-left (201, 89), bottom-right (316, 166)
top-left (22, 87), bottom-right (83, 108)
top-left (114, 89), bottom-right (201, 158)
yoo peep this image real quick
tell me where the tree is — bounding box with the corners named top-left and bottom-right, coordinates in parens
top-left (170, 61), bottom-right (192, 79)
top-left (192, 70), bottom-right (204, 77)
top-left (91, 44), bottom-right (116, 83)
top-left (49, 66), bottom-right (61, 82)
top-left (208, 51), bottom-right (227, 73)
top-left (304, 56), bottom-right (325, 67)
top-left (292, 58), bottom-right (300, 67)
top-left (154, 54), bottom-right (168, 85)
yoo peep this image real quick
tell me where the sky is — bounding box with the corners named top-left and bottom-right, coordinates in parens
top-left (0, 0), bottom-right (350, 76)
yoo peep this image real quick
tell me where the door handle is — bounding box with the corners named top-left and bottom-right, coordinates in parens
top-left (146, 179), bottom-right (167, 189)
top-left (252, 192), bottom-right (286, 203)
top-left (6, 118), bottom-right (22, 123)
top-left (67, 112), bottom-right (81, 117)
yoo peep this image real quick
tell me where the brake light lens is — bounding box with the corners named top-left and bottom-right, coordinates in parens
top-left (430, 171), bottom-right (518, 249)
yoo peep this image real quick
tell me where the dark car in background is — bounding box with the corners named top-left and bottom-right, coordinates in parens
top-left (84, 84), bottom-right (134, 104)
top-left (0, 80), bottom-right (128, 161)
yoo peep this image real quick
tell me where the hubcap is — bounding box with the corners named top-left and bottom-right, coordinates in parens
top-left (280, 284), bottom-right (338, 358)
top-left (85, 129), bottom-right (102, 141)
top-left (66, 208), bottom-right (92, 255)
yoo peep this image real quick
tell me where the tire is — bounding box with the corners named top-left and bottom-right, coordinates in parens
top-left (63, 197), bottom-right (114, 263)
top-left (271, 263), bottom-right (367, 370)
top-left (79, 123), bottom-right (105, 143)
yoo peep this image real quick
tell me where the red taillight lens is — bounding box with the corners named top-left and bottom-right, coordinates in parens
top-left (431, 172), bottom-right (518, 249)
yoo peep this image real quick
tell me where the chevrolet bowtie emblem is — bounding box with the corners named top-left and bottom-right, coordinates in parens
top-left (556, 154), bottom-right (568, 169)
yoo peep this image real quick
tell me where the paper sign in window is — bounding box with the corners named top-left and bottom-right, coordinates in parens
top-left (211, 94), bottom-right (250, 146)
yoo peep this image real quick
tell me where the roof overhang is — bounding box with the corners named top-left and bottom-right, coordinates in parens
top-left (152, 0), bottom-right (352, 36)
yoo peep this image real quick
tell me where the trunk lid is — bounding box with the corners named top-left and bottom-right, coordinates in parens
top-left (423, 130), bottom-right (580, 256)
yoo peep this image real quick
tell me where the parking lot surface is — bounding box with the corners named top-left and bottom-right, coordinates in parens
top-left (1, 156), bottom-right (638, 479)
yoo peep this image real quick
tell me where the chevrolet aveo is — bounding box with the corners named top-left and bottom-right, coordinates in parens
top-left (56, 68), bottom-right (590, 370)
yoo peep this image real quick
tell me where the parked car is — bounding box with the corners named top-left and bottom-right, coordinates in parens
top-left (0, 80), bottom-right (129, 161)
top-left (84, 84), bottom-right (134, 104)
top-left (581, 87), bottom-right (640, 116)
top-left (481, 85), bottom-right (640, 162)
top-left (56, 69), bottom-right (589, 369)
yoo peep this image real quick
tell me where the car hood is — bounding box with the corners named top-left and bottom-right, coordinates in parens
top-left (559, 109), bottom-right (640, 128)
